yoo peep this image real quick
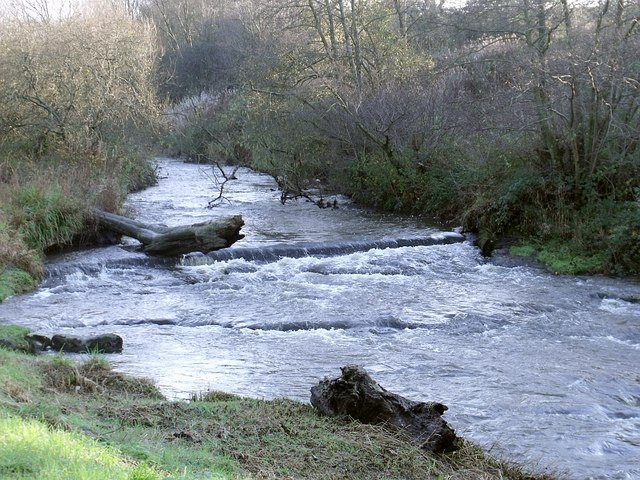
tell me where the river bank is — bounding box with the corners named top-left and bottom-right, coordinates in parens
top-left (0, 325), bottom-right (556, 480)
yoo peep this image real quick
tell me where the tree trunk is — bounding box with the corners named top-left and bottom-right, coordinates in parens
top-left (310, 365), bottom-right (460, 453)
top-left (92, 208), bottom-right (244, 256)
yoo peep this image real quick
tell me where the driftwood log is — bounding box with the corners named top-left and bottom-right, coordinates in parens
top-left (92, 208), bottom-right (244, 256)
top-left (310, 365), bottom-right (459, 453)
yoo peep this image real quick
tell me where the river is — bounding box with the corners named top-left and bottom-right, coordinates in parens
top-left (1, 158), bottom-right (639, 479)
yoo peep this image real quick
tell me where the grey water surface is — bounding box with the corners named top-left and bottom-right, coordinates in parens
top-left (1, 158), bottom-right (639, 479)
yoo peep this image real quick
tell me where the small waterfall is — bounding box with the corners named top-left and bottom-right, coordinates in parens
top-left (182, 232), bottom-right (465, 265)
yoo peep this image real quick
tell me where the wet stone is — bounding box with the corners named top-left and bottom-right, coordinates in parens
top-left (51, 333), bottom-right (123, 354)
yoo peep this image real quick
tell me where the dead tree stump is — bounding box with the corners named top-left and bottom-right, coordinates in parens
top-left (310, 365), bottom-right (459, 453)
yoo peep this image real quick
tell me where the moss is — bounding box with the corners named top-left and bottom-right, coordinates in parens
top-left (0, 268), bottom-right (38, 303)
top-left (510, 244), bottom-right (537, 257)
top-left (536, 243), bottom-right (609, 275)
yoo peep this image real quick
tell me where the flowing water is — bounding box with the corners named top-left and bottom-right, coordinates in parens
top-left (1, 158), bottom-right (639, 479)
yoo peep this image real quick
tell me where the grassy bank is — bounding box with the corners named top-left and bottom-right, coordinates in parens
top-left (0, 154), bottom-right (157, 303)
top-left (0, 325), bottom-right (556, 480)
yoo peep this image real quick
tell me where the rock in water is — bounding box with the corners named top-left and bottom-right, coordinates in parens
top-left (310, 365), bottom-right (459, 453)
top-left (51, 335), bottom-right (84, 352)
top-left (51, 334), bottom-right (123, 353)
top-left (84, 334), bottom-right (123, 353)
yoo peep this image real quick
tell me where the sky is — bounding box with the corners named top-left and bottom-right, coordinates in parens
top-left (4, 0), bottom-right (465, 19)
top-left (0, 0), bottom-right (82, 19)
top-left (0, 0), bottom-right (603, 20)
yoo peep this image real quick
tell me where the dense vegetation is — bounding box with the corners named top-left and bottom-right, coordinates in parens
top-left (0, 325), bottom-right (556, 479)
top-left (152, 0), bottom-right (639, 275)
top-left (0, 2), bottom-right (635, 477)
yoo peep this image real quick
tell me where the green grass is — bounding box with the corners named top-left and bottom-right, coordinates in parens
top-left (6, 183), bottom-right (86, 252)
top-left (0, 415), bottom-right (161, 480)
top-left (509, 244), bottom-right (538, 258)
top-left (0, 220), bottom-right (42, 301)
top-left (0, 325), bottom-right (31, 352)
top-left (0, 327), bottom-right (558, 480)
top-left (0, 268), bottom-right (37, 303)
top-left (535, 242), bottom-right (609, 275)
top-left (0, 149), bottom-right (159, 302)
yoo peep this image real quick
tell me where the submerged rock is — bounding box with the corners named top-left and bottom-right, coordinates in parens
top-left (311, 365), bottom-right (459, 453)
top-left (51, 333), bottom-right (123, 354)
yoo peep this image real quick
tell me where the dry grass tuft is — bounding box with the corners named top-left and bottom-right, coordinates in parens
top-left (78, 360), bottom-right (163, 400)
top-left (0, 213), bottom-right (43, 279)
top-left (4, 381), bottom-right (32, 404)
top-left (38, 356), bottom-right (163, 400)
top-left (192, 390), bottom-right (240, 402)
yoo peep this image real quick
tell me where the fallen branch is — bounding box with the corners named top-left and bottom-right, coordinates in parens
top-left (206, 162), bottom-right (241, 208)
top-left (92, 208), bottom-right (244, 256)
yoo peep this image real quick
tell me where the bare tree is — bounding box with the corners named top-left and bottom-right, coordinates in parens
top-left (0, 2), bottom-right (160, 159)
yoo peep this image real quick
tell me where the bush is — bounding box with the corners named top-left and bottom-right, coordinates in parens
top-left (522, 197), bottom-right (640, 275)
top-left (607, 214), bottom-right (640, 274)
top-left (0, 6), bottom-right (160, 161)
top-left (242, 93), bottom-right (337, 200)
top-left (348, 144), bottom-right (468, 216)
top-left (164, 91), bottom-right (250, 165)
top-left (349, 154), bottom-right (408, 211)
top-left (580, 199), bottom-right (640, 275)
top-left (461, 157), bottom-right (554, 237)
